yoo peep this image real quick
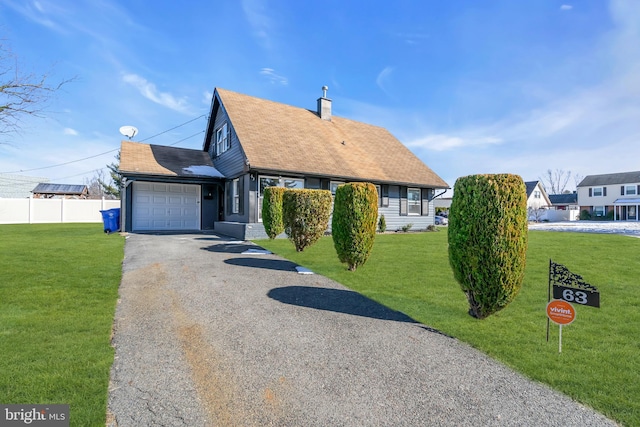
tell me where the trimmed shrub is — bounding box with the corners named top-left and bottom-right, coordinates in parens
top-left (448, 174), bottom-right (528, 319)
top-left (262, 187), bottom-right (286, 239)
top-left (580, 210), bottom-right (591, 220)
top-left (378, 214), bottom-right (386, 233)
top-left (283, 189), bottom-right (332, 252)
top-left (332, 182), bottom-right (378, 271)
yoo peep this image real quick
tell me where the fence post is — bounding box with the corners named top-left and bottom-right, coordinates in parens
top-left (29, 194), bottom-right (34, 224)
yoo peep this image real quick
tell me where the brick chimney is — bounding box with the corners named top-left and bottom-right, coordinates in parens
top-left (317, 85), bottom-right (331, 121)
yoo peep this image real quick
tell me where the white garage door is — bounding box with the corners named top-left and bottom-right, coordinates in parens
top-left (133, 182), bottom-right (201, 231)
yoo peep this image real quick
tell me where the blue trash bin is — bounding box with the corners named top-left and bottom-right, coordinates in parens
top-left (100, 208), bottom-right (121, 234)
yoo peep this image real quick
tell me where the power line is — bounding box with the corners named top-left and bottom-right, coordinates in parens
top-left (140, 115), bottom-right (206, 142)
top-left (0, 115), bottom-right (208, 174)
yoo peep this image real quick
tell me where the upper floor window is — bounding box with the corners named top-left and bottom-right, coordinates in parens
top-left (592, 187), bottom-right (603, 197)
top-left (534, 190), bottom-right (541, 199)
top-left (624, 185), bottom-right (637, 196)
top-left (216, 123), bottom-right (229, 155)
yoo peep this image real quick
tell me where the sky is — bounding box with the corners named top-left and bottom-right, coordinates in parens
top-left (0, 0), bottom-right (638, 195)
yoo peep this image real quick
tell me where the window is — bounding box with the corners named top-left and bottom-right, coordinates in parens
top-left (380, 185), bottom-right (389, 207)
top-left (593, 206), bottom-right (605, 217)
top-left (232, 179), bottom-right (239, 214)
top-left (216, 123), bottom-right (229, 155)
top-left (592, 187), bottom-right (603, 197)
top-left (330, 181), bottom-right (344, 195)
top-left (258, 176), bottom-right (304, 221)
top-left (624, 185), bottom-right (637, 196)
top-left (534, 190), bottom-right (541, 199)
top-left (408, 188), bottom-right (421, 215)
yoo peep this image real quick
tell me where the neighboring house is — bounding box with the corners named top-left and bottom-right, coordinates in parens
top-left (0, 174), bottom-right (48, 198)
top-left (525, 181), bottom-right (551, 210)
top-left (31, 183), bottom-right (89, 199)
top-left (433, 197), bottom-right (452, 214)
top-left (119, 87), bottom-right (449, 238)
top-left (548, 193), bottom-right (578, 211)
top-left (577, 171), bottom-right (640, 221)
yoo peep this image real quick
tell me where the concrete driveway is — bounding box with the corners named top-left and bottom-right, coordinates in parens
top-left (107, 233), bottom-right (617, 426)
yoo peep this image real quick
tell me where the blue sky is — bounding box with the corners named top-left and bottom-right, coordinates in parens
top-left (1, 0), bottom-right (638, 193)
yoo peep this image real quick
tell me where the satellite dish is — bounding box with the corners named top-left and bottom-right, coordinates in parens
top-left (119, 125), bottom-right (138, 140)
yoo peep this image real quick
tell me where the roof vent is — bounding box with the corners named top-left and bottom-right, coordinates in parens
top-left (317, 85), bottom-right (331, 121)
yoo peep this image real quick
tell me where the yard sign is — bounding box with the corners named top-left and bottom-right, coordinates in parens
top-left (546, 259), bottom-right (600, 352)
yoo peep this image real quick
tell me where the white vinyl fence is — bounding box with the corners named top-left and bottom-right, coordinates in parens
top-left (542, 209), bottom-right (580, 222)
top-left (0, 197), bottom-right (120, 224)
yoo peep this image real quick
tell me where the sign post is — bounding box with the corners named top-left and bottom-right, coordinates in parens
top-left (546, 299), bottom-right (576, 353)
top-left (547, 259), bottom-right (600, 344)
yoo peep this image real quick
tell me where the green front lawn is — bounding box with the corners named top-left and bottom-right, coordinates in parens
top-left (257, 231), bottom-right (640, 426)
top-left (0, 224), bottom-right (124, 427)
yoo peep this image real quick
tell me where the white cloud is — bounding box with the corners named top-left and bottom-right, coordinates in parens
top-left (376, 66), bottom-right (394, 95)
top-left (202, 91), bottom-right (213, 105)
top-left (122, 74), bottom-right (190, 113)
top-left (407, 134), bottom-right (502, 151)
top-left (63, 128), bottom-right (78, 136)
top-left (242, 0), bottom-right (273, 49)
top-left (260, 68), bottom-right (288, 85)
top-left (560, 5), bottom-right (573, 11)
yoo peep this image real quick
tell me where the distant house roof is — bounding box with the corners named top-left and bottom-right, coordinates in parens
top-left (32, 183), bottom-right (88, 195)
top-left (0, 174), bottom-right (49, 198)
top-left (578, 171), bottom-right (640, 187)
top-left (205, 88), bottom-right (449, 188)
top-left (549, 193), bottom-right (578, 205)
top-left (119, 141), bottom-right (224, 179)
top-left (524, 181), bottom-right (540, 198)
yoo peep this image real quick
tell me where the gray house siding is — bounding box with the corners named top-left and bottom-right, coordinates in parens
top-left (380, 185), bottom-right (435, 231)
top-left (208, 102), bottom-right (247, 179)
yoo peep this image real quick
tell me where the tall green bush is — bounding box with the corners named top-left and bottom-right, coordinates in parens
top-left (332, 182), bottom-right (378, 271)
top-left (448, 174), bottom-right (528, 319)
top-left (283, 189), bottom-right (332, 252)
top-left (262, 187), bottom-right (286, 239)
top-left (378, 214), bottom-right (386, 233)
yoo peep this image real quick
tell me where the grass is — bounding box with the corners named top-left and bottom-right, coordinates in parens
top-left (0, 224), bottom-right (124, 427)
top-left (256, 230), bottom-right (640, 426)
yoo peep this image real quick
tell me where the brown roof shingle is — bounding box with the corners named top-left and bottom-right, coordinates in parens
top-left (216, 88), bottom-right (449, 188)
top-left (119, 141), bottom-right (223, 178)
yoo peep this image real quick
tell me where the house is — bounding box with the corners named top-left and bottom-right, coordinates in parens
top-left (31, 183), bottom-right (89, 199)
top-left (525, 181), bottom-right (551, 210)
top-left (548, 193), bottom-right (578, 211)
top-left (0, 174), bottom-right (48, 198)
top-left (524, 181), bottom-right (551, 222)
top-left (119, 87), bottom-right (449, 238)
top-left (577, 171), bottom-right (640, 221)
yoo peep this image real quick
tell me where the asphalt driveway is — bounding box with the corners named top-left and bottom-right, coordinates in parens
top-left (107, 233), bottom-right (617, 426)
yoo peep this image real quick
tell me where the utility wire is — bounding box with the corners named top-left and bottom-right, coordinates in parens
top-left (0, 115), bottom-right (208, 174)
top-left (140, 115), bottom-right (206, 142)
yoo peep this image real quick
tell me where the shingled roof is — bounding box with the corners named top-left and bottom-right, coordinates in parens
top-left (119, 141), bottom-right (223, 179)
top-left (577, 171), bottom-right (640, 187)
top-left (212, 88), bottom-right (449, 188)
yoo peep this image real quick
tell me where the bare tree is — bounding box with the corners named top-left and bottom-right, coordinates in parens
top-left (539, 169), bottom-right (572, 195)
top-left (1, 39), bottom-right (72, 139)
top-left (85, 170), bottom-right (109, 199)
